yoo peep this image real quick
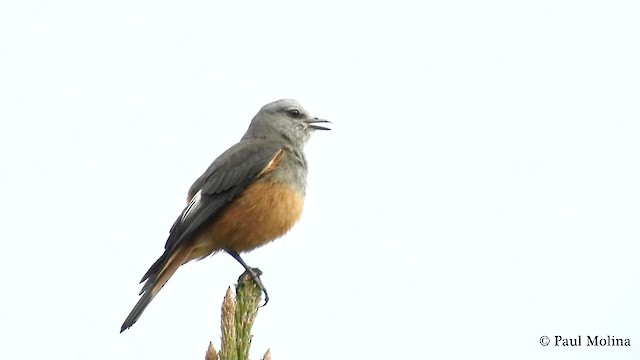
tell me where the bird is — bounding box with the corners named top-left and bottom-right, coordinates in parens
top-left (120, 99), bottom-right (330, 332)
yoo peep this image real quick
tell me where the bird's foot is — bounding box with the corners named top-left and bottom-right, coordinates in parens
top-left (238, 267), bottom-right (269, 306)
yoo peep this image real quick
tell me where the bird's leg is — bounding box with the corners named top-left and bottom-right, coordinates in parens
top-left (224, 249), bottom-right (269, 306)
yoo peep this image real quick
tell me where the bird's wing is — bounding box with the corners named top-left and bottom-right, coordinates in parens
top-left (121, 140), bottom-right (284, 332)
top-left (139, 139), bottom-right (283, 284)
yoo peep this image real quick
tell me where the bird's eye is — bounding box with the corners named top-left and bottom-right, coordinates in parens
top-left (288, 109), bottom-right (301, 118)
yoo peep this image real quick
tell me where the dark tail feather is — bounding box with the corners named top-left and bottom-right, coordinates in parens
top-left (121, 291), bottom-right (155, 332)
top-left (121, 246), bottom-right (191, 332)
top-left (140, 252), bottom-right (167, 284)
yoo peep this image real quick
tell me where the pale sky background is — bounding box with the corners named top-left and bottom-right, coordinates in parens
top-left (1, 1), bottom-right (639, 359)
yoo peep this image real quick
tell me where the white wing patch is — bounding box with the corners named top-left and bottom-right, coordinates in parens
top-left (182, 189), bottom-right (203, 222)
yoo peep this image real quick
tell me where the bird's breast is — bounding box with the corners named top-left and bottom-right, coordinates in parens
top-left (190, 179), bottom-right (305, 258)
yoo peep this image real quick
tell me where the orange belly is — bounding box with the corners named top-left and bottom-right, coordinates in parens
top-left (189, 180), bottom-right (304, 259)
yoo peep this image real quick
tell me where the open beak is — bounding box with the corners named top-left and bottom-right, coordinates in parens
top-left (305, 117), bottom-right (332, 131)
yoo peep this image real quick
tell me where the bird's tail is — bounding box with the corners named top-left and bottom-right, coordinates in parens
top-left (120, 245), bottom-right (191, 332)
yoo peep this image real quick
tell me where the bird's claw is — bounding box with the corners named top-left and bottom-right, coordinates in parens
top-left (238, 267), bottom-right (269, 306)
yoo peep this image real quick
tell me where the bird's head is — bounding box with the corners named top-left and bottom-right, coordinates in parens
top-left (243, 99), bottom-right (331, 146)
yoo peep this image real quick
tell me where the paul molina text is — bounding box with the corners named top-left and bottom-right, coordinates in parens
top-left (555, 335), bottom-right (630, 347)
